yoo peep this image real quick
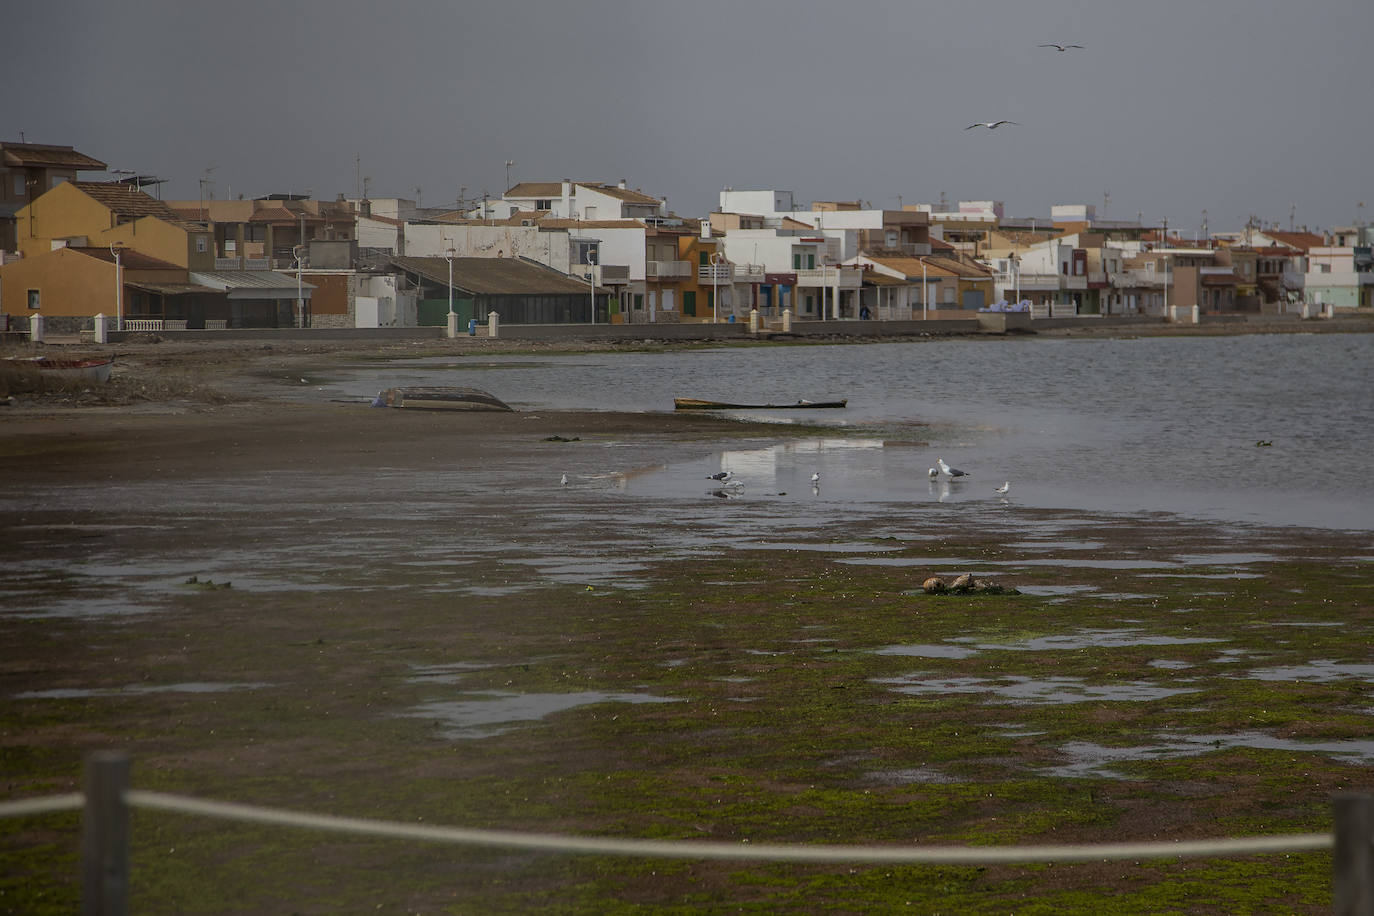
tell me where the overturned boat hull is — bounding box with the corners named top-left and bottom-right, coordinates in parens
top-left (378, 387), bottom-right (514, 411)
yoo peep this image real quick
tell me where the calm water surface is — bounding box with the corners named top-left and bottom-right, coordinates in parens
top-left (325, 333), bottom-right (1374, 532)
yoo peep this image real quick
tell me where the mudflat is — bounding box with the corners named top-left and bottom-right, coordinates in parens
top-left (2, 337), bottom-right (1370, 914)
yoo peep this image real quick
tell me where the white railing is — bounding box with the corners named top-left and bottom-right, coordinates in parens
top-left (794, 268), bottom-right (861, 288)
top-left (734, 264), bottom-right (765, 282)
top-left (206, 320), bottom-right (228, 330)
top-left (698, 264), bottom-right (733, 283)
top-left (123, 319), bottom-right (165, 332)
top-left (647, 260), bottom-right (690, 279)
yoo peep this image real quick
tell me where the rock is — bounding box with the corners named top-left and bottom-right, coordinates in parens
top-left (922, 576), bottom-right (947, 594)
top-left (950, 573), bottom-right (975, 593)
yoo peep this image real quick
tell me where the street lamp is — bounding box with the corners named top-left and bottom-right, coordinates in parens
top-left (292, 244), bottom-right (305, 328)
top-left (109, 242), bottom-right (126, 331)
top-left (586, 246), bottom-right (597, 325)
top-left (917, 256), bottom-right (929, 320)
top-left (711, 251), bottom-right (725, 323)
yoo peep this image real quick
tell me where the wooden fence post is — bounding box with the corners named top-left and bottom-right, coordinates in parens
top-left (1334, 793), bottom-right (1374, 916)
top-left (82, 751), bottom-right (131, 916)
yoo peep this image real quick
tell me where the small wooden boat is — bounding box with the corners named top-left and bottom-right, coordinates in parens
top-left (376, 387), bottom-right (514, 412)
top-left (2, 356), bottom-right (114, 384)
top-left (674, 397), bottom-right (847, 410)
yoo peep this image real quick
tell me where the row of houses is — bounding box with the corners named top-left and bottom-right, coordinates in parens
top-left (2, 140), bottom-right (1370, 334)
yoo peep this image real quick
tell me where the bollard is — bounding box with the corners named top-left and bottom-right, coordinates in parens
top-left (1334, 794), bottom-right (1374, 916)
top-left (1190, 304), bottom-right (1199, 325)
top-left (749, 308), bottom-right (759, 334)
top-left (487, 311), bottom-right (499, 339)
top-left (782, 308), bottom-right (792, 332)
top-left (94, 313), bottom-right (108, 344)
top-left (82, 751), bottom-right (131, 916)
top-left (29, 312), bottom-right (43, 343)
top-left (446, 311), bottom-right (460, 339)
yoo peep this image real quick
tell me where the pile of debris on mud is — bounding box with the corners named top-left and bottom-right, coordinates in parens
top-left (920, 573), bottom-right (1019, 595)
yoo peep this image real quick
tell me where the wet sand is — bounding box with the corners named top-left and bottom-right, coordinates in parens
top-left (2, 337), bottom-right (1370, 913)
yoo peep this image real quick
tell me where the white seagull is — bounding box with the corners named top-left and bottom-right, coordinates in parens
top-left (810, 472), bottom-right (821, 484)
top-left (560, 473), bottom-right (569, 487)
top-left (995, 481), bottom-right (1011, 495)
top-left (927, 467), bottom-right (940, 480)
top-left (707, 470), bottom-right (734, 483)
top-left (965, 120), bottom-right (1019, 130)
top-left (937, 457), bottom-right (970, 479)
top-left (1038, 43), bottom-right (1084, 52)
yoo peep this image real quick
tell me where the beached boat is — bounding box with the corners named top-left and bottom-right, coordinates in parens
top-left (375, 387), bottom-right (514, 412)
top-left (1, 356), bottom-right (114, 384)
top-left (674, 397), bottom-right (847, 410)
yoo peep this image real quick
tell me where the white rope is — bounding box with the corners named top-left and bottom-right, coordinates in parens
top-left (0, 793), bottom-right (84, 818)
top-left (124, 790), bottom-right (1333, 865)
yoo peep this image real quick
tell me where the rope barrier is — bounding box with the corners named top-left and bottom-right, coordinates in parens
top-left (0, 790), bottom-right (1334, 865)
top-left (122, 791), bottom-right (1333, 865)
top-left (0, 793), bottom-right (83, 818)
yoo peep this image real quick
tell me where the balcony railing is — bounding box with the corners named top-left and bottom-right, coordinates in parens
top-left (646, 260), bottom-right (690, 279)
top-left (794, 267), bottom-right (861, 288)
top-left (698, 264), bottom-right (733, 283)
top-left (734, 264), bottom-right (765, 282)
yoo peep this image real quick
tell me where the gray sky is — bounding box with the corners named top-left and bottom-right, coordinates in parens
top-left (8, 0), bottom-right (1369, 232)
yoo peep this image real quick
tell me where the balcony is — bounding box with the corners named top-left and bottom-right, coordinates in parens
top-left (734, 264), bottom-right (765, 282)
top-left (646, 260), bottom-right (690, 280)
top-left (698, 264), bottom-right (733, 284)
top-left (794, 267), bottom-right (861, 289)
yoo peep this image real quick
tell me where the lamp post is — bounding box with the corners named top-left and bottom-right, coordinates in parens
top-left (587, 246), bottom-right (597, 325)
top-left (918, 256), bottom-right (929, 320)
top-left (292, 245), bottom-right (305, 328)
top-left (711, 251), bottom-right (725, 323)
top-left (443, 247), bottom-right (458, 336)
top-left (110, 242), bottom-right (125, 331)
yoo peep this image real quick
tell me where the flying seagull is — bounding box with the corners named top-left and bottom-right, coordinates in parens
top-left (965, 120), bottom-right (1019, 130)
top-left (1038, 43), bottom-right (1083, 52)
top-left (937, 457), bottom-right (970, 479)
top-left (995, 481), bottom-right (1011, 495)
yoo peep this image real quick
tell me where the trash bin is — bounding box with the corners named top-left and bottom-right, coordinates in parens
top-left (467, 318), bottom-right (477, 336)
top-left (728, 314), bottom-right (735, 323)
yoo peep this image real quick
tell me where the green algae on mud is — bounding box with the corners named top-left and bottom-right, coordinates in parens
top-left (2, 535), bottom-right (1369, 913)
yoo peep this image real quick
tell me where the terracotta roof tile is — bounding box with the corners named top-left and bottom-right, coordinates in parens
top-left (1, 142), bottom-right (106, 171)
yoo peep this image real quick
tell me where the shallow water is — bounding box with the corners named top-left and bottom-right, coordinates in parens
top-left (320, 333), bottom-right (1374, 531)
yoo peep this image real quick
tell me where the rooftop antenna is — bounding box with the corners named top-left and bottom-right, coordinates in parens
top-left (413, 185), bottom-right (422, 208)
top-left (198, 164), bottom-right (218, 220)
top-left (1289, 203), bottom-right (1296, 232)
top-left (355, 154), bottom-right (361, 199)
top-left (458, 185), bottom-right (467, 214)
top-left (1102, 189), bottom-right (1110, 218)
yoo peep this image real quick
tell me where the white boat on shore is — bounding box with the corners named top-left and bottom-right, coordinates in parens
top-left (1, 356), bottom-right (114, 384)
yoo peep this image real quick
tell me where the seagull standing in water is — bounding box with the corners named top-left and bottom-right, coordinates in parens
top-left (707, 470), bottom-right (734, 483)
top-left (995, 481), bottom-right (1011, 495)
top-left (810, 472), bottom-right (820, 484)
top-left (937, 457), bottom-right (970, 479)
top-left (560, 473), bottom-right (569, 487)
top-left (927, 467), bottom-right (940, 480)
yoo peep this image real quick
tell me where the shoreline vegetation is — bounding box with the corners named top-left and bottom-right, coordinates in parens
top-left (1, 325), bottom-right (1371, 912)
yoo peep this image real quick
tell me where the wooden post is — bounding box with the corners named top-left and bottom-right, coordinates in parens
top-left (1334, 793), bottom-right (1374, 915)
top-left (82, 751), bottom-right (131, 916)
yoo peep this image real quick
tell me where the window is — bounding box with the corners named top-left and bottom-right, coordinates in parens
top-left (807, 253), bottom-right (815, 269)
top-left (683, 291), bottom-right (696, 317)
top-left (27, 289), bottom-right (40, 310)
top-left (196, 236), bottom-right (208, 253)
top-left (793, 253), bottom-right (802, 270)
top-left (535, 199), bottom-right (551, 209)
top-left (943, 286), bottom-right (955, 304)
top-left (13, 176), bottom-right (24, 197)
top-left (699, 251), bottom-right (709, 267)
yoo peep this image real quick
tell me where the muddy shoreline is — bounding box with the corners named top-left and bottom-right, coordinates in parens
top-left (2, 335), bottom-right (1371, 913)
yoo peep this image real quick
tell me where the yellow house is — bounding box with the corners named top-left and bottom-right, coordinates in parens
top-left (15, 181), bottom-right (213, 270)
top-left (0, 245), bottom-right (190, 324)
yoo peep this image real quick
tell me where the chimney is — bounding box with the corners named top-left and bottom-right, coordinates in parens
top-left (618, 178), bottom-right (627, 190)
